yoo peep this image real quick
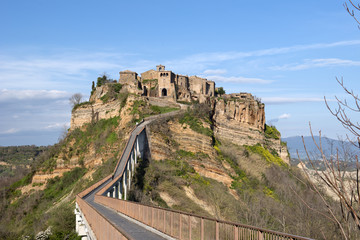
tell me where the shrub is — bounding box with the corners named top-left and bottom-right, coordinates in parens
top-left (245, 144), bottom-right (286, 167)
top-left (106, 132), bottom-right (118, 144)
top-left (179, 111), bottom-right (213, 137)
top-left (44, 167), bottom-right (86, 200)
top-left (72, 101), bottom-right (93, 112)
top-left (48, 203), bottom-right (81, 240)
top-left (264, 124), bottom-right (280, 140)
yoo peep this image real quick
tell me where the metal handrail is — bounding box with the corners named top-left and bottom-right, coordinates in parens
top-left (95, 195), bottom-right (313, 240)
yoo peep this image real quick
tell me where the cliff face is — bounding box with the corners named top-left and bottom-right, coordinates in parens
top-left (148, 116), bottom-right (237, 200)
top-left (70, 84), bottom-right (128, 130)
top-left (213, 94), bottom-right (289, 164)
top-left (133, 108), bottom-right (294, 224)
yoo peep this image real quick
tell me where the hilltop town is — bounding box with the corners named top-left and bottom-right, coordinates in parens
top-left (119, 64), bottom-right (215, 103)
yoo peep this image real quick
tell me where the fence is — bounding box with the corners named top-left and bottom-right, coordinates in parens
top-left (76, 196), bottom-right (133, 240)
top-left (95, 195), bottom-right (313, 240)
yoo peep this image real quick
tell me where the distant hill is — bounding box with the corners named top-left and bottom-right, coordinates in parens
top-left (282, 136), bottom-right (360, 161)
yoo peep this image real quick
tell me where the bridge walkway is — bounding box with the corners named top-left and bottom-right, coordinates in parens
top-left (83, 178), bottom-right (169, 240)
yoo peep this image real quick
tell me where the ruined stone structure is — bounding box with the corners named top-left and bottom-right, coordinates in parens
top-left (120, 65), bottom-right (215, 103)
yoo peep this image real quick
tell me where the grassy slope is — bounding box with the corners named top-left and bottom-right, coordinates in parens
top-left (0, 116), bottom-right (123, 239)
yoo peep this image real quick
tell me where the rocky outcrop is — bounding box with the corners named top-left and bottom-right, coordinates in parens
top-left (149, 118), bottom-right (238, 196)
top-left (213, 94), bottom-right (265, 146)
top-left (32, 168), bottom-right (71, 184)
top-left (213, 94), bottom-right (289, 164)
top-left (149, 120), bottom-right (215, 161)
top-left (70, 85), bottom-right (123, 130)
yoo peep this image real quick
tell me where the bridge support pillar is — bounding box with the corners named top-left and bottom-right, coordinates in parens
top-left (131, 152), bottom-right (135, 172)
top-left (123, 173), bottom-right (127, 200)
top-left (136, 137), bottom-right (140, 159)
top-left (113, 186), bottom-right (116, 198)
top-left (128, 162), bottom-right (132, 187)
top-left (118, 180), bottom-right (122, 199)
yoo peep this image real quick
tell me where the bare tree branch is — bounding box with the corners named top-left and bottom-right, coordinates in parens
top-left (69, 93), bottom-right (83, 108)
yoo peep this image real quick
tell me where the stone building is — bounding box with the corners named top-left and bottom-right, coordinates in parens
top-left (119, 65), bottom-right (215, 103)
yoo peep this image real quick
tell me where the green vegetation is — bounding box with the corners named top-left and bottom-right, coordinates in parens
top-left (142, 79), bottom-right (158, 84)
top-left (263, 186), bottom-right (279, 200)
top-left (100, 93), bottom-right (110, 103)
top-left (176, 149), bottom-right (196, 158)
top-left (48, 203), bottom-right (82, 240)
top-left (106, 132), bottom-right (118, 144)
top-left (129, 100), bottom-right (179, 124)
top-left (0, 167), bottom-right (87, 239)
top-left (100, 83), bottom-right (123, 103)
top-left (72, 101), bottom-right (93, 112)
top-left (179, 109), bottom-right (213, 137)
top-left (150, 105), bottom-right (179, 115)
top-left (216, 143), bottom-right (259, 193)
top-left (129, 158), bottom-right (213, 215)
top-left (216, 87), bottom-right (226, 96)
top-left (245, 143), bottom-right (287, 167)
top-left (130, 100), bottom-right (146, 116)
top-left (96, 74), bottom-right (115, 87)
top-left (68, 116), bottom-right (120, 155)
top-left (264, 124), bottom-right (281, 140)
top-left (176, 100), bottom-right (192, 105)
top-left (0, 145), bottom-right (48, 165)
top-left (10, 171), bottom-right (35, 190)
top-left (44, 168), bottom-right (86, 200)
top-left (91, 81), bottom-right (95, 95)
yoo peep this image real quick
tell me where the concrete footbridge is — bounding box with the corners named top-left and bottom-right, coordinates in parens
top-left (75, 110), bottom-right (313, 240)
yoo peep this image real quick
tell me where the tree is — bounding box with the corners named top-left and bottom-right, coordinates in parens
top-left (297, 3), bottom-right (360, 238)
top-left (344, 0), bottom-right (360, 28)
top-left (217, 87), bottom-right (225, 97)
top-left (96, 73), bottom-right (115, 87)
top-left (69, 93), bottom-right (83, 108)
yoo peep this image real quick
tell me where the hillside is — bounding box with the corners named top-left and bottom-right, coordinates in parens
top-left (0, 145), bottom-right (48, 178)
top-left (0, 71), bottom-right (355, 239)
top-left (127, 106), bottom-right (340, 239)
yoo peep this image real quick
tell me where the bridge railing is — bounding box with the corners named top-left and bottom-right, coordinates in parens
top-left (95, 195), bottom-right (313, 240)
top-left (76, 195), bottom-right (133, 240)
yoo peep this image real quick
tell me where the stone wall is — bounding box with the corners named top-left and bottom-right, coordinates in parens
top-left (119, 70), bottom-right (137, 85)
top-left (189, 76), bottom-right (205, 94)
top-left (141, 69), bottom-right (158, 80)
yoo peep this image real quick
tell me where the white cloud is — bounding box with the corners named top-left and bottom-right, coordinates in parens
top-left (0, 40), bottom-right (358, 90)
top-left (203, 69), bottom-right (227, 75)
top-left (271, 58), bottom-right (360, 71)
top-left (0, 128), bottom-right (19, 134)
top-left (170, 40), bottom-right (360, 68)
top-left (263, 97), bottom-right (324, 104)
top-left (267, 113), bottom-right (291, 125)
top-left (204, 75), bottom-right (273, 84)
top-left (44, 122), bottom-right (70, 129)
top-left (279, 113), bottom-right (291, 119)
top-left (0, 89), bottom-right (70, 102)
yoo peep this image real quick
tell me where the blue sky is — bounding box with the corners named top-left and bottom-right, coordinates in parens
top-left (0, 0), bottom-right (360, 146)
